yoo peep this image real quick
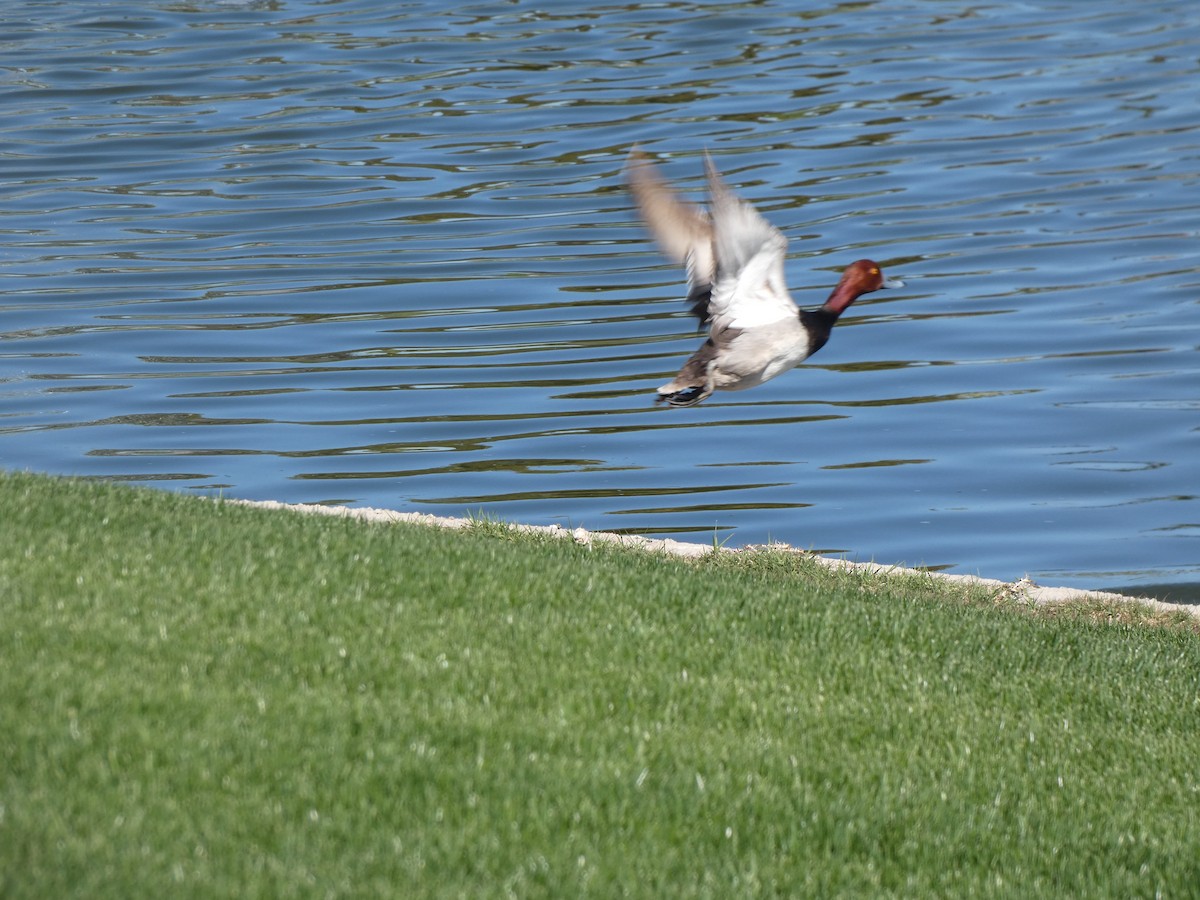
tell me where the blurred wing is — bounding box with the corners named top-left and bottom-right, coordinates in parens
top-left (703, 153), bottom-right (797, 329)
top-left (626, 149), bottom-right (716, 314)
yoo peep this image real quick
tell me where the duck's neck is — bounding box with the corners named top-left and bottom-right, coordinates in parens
top-left (820, 280), bottom-right (861, 318)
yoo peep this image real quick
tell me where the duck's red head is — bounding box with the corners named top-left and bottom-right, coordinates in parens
top-left (823, 259), bottom-right (904, 315)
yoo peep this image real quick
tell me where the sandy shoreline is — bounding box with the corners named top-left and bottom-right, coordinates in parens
top-left (231, 498), bottom-right (1199, 621)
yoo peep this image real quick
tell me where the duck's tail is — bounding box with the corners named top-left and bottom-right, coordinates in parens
top-left (655, 383), bottom-right (711, 408)
top-left (655, 340), bottom-right (716, 407)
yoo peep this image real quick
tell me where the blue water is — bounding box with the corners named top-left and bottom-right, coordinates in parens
top-left (2, 0), bottom-right (1198, 601)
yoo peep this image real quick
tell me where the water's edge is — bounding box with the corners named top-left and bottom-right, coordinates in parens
top-left (229, 498), bottom-right (1200, 620)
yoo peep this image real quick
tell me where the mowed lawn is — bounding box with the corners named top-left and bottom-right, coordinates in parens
top-left (2, 470), bottom-right (1198, 898)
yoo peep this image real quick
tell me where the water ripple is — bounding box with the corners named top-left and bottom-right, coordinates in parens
top-left (2, 0), bottom-right (1198, 597)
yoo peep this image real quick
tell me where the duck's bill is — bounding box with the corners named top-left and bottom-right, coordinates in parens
top-left (882, 275), bottom-right (905, 289)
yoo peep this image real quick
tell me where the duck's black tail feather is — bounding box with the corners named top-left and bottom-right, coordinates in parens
top-left (655, 385), bottom-right (710, 408)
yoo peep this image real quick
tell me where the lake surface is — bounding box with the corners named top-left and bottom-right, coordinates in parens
top-left (2, 0), bottom-right (1198, 601)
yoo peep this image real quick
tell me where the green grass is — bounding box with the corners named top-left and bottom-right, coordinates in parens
top-left (2, 469), bottom-right (1198, 898)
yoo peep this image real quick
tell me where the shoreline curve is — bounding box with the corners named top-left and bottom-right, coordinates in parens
top-left (230, 498), bottom-right (1199, 621)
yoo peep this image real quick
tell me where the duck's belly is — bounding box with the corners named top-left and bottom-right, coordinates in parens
top-left (711, 329), bottom-right (812, 391)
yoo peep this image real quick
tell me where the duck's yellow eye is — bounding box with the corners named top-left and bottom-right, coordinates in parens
top-left (869, 266), bottom-right (879, 275)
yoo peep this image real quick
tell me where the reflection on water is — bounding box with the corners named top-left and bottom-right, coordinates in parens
top-left (1, 0), bottom-right (1199, 599)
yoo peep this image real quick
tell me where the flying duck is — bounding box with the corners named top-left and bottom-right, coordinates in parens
top-left (627, 149), bottom-right (904, 407)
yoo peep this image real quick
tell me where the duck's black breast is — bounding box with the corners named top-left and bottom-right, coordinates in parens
top-left (798, 308), bottom-right (837, 357)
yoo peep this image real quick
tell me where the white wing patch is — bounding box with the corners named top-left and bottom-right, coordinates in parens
top-left (701, 154), bottom-right (798, 331)
top-left (717, 230), bottom-right (795, 329)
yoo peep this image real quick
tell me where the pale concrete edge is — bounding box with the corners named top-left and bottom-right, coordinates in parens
top-left (227, 499), bottom-right (1199, 621)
